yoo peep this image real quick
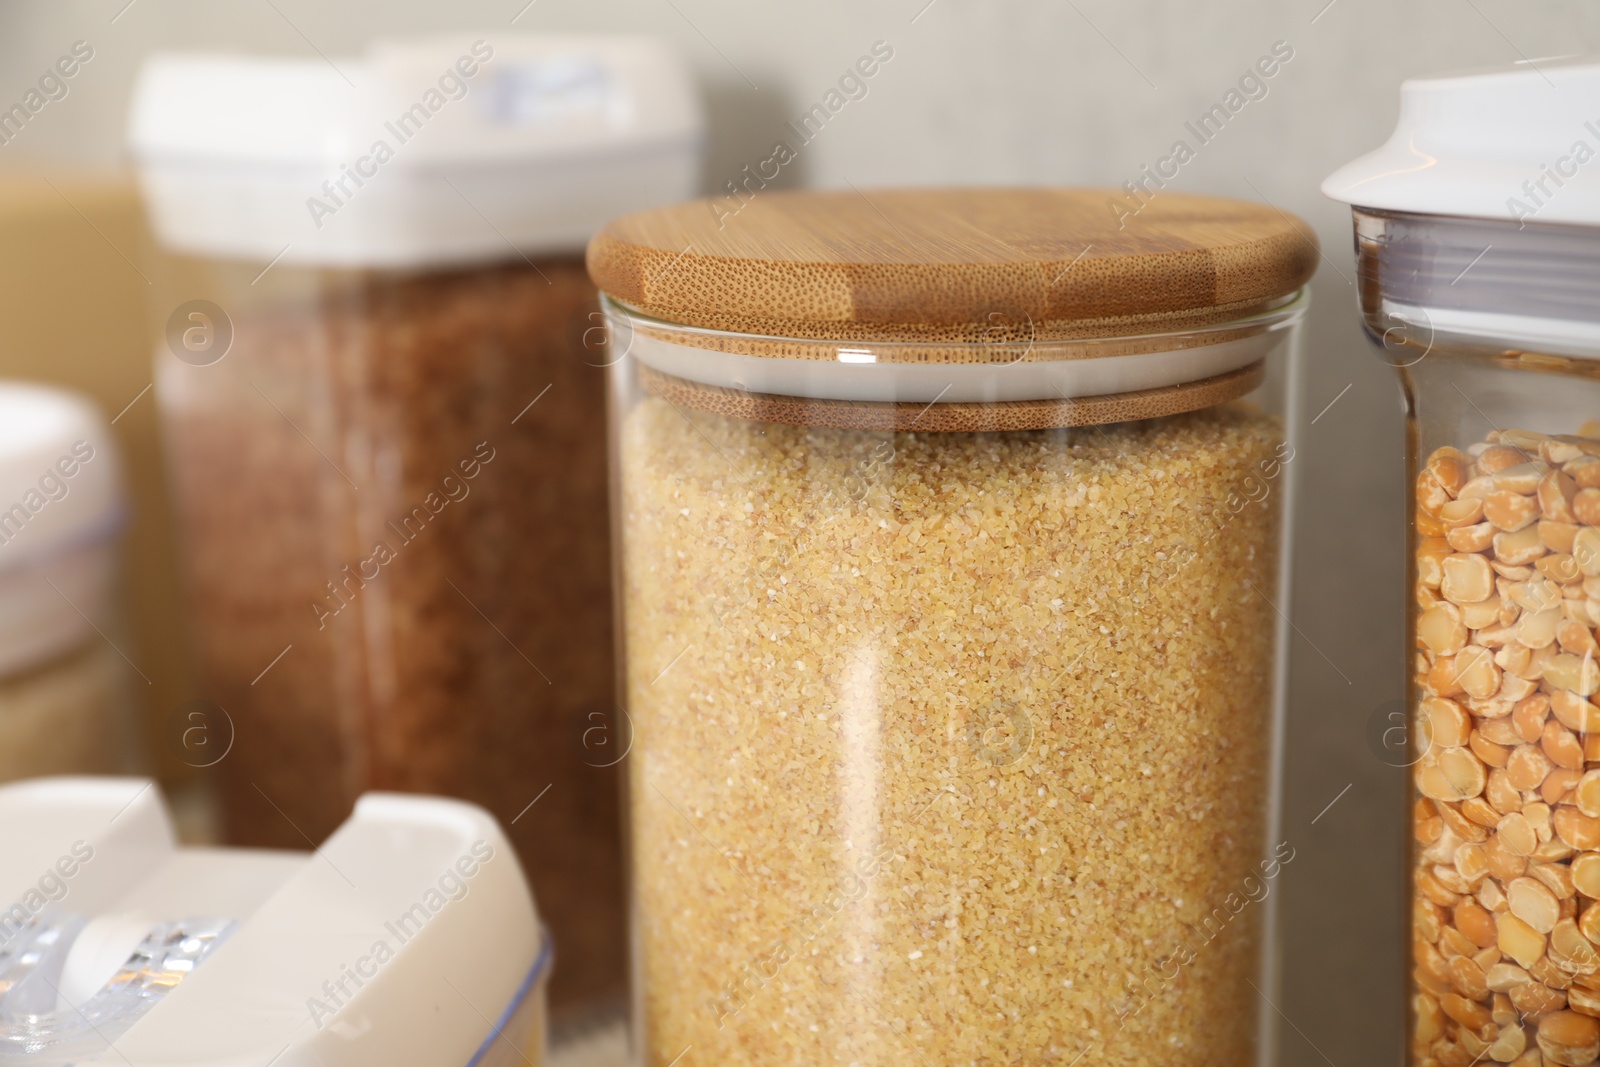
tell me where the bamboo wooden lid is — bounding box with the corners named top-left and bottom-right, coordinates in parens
top-left (586, 187), bottom-right (1318, 344)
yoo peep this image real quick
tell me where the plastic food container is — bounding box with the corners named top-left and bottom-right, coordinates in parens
top-left (1326, 59), bottom-right (1600, 1067)
top-left (128, 34), bottom-right (702, 1010)
top-left (588, 188), bottom-right (1314, 1065)
top-left (0, 775), bottom-right (548, 1066)
top-left (0, 383), bottom-right (131, 784)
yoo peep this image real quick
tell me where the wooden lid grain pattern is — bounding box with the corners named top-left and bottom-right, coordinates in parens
top-left (588, 188), bottom-right (1317, 343)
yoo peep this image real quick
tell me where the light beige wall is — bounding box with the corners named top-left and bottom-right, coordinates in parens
top-left (4, 1), bottom-right (1600, 1061)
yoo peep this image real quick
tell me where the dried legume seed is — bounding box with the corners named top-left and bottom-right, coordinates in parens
top-left (1481, 446), bottom-right (1529, 474)
top-left (1574, 853), bottom-right (1600, 899)
top-left (1534, 861), bottom-right (1579, 900)
top-left (1558, 808), bottom-right (1600, 852)
top-left (1509, 876), bottom-right (1562, 933)
top-left (1498, 526), bottom-right (1550, 566)
top-left (1490, 1023), bottom-right (1528, 1062)
top-left (1576, 490), bottom-right (1600, 527)
top-left (1571, 985), bottom-right (1600, 1018)
top-left (1487, 490), bottom-right (1541, 532)
top-left (1458, 900), bottom-right (1500, 947)
top-left (1547, 722), bottom-right (1589, 771)
top-left (1473, 732), bottom-right (1513, 768)
top-left (1412, 428), bottom-right (1600, 1066)
top-left (1545, 521), bottom-right (1582, 554)
top-left (1446, 554), bottom-right (1498, 602)
top-left (1510, 978), bottom-right (1566, 1016)
top-left (1548, 769), bottom-right (1586, 806)
top-left (1544, 472), bottom-right (1581, 522)
top-left (1496, 463), bottom-right (1549, 496)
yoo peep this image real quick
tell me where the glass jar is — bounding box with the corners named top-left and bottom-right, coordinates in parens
top-left (590, 188), bottom-right (1313, 1066)
top-left (1326, 59), bottom-right (1600, 1067)
top-left (129, 34), bottom-right (703, 1012)
top-left (0, 382), bottom-right (133, 783)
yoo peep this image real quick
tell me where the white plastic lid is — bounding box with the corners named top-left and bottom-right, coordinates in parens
top-left (129, 34), bottom-right (704, 267)
top-left (625, 311), bottom-right (1291, 403)
top-left (0, 383), bottom-right (125, 676)
top-left (1323, 56), bottom-right (1600, 226)
top-left (0, 777), bottom-right (545, 1067)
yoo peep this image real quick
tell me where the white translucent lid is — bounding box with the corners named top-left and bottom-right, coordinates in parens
top-left (0, 777), bottom-right (545, 1067)
top-left (0, 383), bottom-right (125, 676)
top-left (129, 34), bottom-right (704, 266)
top-left (1322, 56), bottom-right (1600, 225)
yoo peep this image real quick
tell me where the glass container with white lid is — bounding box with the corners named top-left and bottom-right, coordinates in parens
top-left (1326, 56), bottom-right (1600, 1067)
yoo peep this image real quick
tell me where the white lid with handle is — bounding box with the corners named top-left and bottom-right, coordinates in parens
top-left (0, 777), bottom-right (547, 1067)
top-left (1322, 56), bottom-right (1600, 226)
top-left (128, 33), bottom-right (705, 267)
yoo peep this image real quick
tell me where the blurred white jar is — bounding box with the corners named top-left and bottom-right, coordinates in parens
top-left (0, 382), bottom-right (132, 781)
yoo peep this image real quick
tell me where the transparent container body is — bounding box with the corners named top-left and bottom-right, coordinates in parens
top-left (473, 938), bottom-right (553, 1067)
top-left (606, 300), bottom-right (1306, 1066)
top-left (1358, 207), bottom-right (1600, 1067)
top-left (151, 254), bottom-right (623, 1010)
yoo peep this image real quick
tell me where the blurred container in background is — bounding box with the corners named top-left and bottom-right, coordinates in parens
top-left (0, 382), bottom-right (135, 782)
top-left (0, 176), bottom-right (190, 789)
top-left (128, 33), bottom-right (703, 1011)
top-left (0, 776), bottom-right (550, 1067)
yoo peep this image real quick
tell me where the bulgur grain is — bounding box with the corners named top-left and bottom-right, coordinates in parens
top-left (620, 396), bottom-right (1286, 1065)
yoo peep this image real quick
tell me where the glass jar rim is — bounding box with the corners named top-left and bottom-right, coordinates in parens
top-left (599, 286), bottom-right (1309, 360)
top-left (601, 288), bottom-right (1306, 433)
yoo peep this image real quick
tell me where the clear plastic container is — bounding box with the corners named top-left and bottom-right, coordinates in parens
top-left (148, 255), bottom-right (619, 1005)
top-left (0, 382), bottom-right (133, 783)
top-left (128, 34), bottom-right (703, 1011)
top-left (590, 188), bottom-right (1312, 1066)
top-left (0, 776), bottom-right (549, 1067)
top-left (1327, 59), bottom-right (1600, 1067)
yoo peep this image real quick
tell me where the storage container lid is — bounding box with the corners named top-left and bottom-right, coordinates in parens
top-left (1322, 57), bottom-right (1600, 226)
top-left (0, 776), bottom-right (546, 1067)
top-left (588, 187), bottom-right (1313, 431)
top-left (129, 34), bottom-right (704, 267)
top-left (0, 383), bottom-right (125, 676)
top-left (587, 187), bottom-right (1317, 343)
